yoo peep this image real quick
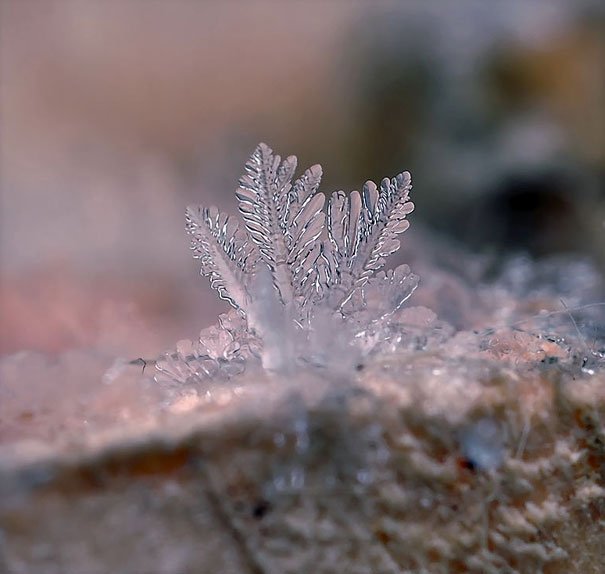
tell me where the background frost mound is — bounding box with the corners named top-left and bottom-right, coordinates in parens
top-left (156, 143), bottom-right (419, 384)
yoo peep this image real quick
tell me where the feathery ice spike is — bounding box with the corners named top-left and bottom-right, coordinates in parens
top-left (156, 142), bottom-right (418, 382)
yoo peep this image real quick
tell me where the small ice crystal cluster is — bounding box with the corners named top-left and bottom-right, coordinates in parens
top-left (156, 143), bottom-right (419, 385)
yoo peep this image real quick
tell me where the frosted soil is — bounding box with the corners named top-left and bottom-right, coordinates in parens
top-left (1, 248), bottom-right (602, 450)
top-left (0, 248), bottom-right (604, 573)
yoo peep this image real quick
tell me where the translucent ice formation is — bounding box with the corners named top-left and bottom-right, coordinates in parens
top-left (156, 143), bottom-right (419, 382)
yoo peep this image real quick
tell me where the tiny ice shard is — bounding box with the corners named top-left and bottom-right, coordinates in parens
top-left (157, 143), bottom-right (419, 383)
top-left (460, 418), bottom-right (505, 471)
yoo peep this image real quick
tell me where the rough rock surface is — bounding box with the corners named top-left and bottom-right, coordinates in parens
top-left (1, 336), bottom-right (604, 573)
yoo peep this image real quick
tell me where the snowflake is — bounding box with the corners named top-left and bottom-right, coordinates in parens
top-left (155, 143), bottom-right (419, 384)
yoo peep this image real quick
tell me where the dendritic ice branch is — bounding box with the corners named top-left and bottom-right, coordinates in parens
top-left (156, 143), bottom-right (419, 384)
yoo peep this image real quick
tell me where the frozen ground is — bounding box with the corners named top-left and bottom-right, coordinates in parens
top-left (0, 220), bottom-right (604, 573)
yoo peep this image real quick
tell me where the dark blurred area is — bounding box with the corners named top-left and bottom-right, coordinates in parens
top-left (1, 1), bottom-right (604, 358)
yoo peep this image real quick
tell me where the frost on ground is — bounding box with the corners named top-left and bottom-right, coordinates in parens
top-left (1, 144), bottom-right (604, 573)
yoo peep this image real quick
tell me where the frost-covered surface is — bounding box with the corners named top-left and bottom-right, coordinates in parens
top-left (1, 284), bottom-right (604, 572)
top-left (1, 249), bottom-right (601, 451)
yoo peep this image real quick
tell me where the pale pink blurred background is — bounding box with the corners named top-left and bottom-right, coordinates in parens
top-left (1, 0), bottom-right (604, 361)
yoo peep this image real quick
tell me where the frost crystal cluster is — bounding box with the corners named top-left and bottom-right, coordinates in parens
top-left (156, 143), bottom-right (419, 384)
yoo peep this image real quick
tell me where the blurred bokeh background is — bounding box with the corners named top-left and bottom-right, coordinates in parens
top-left (1, 0), bottom-right (604, 360)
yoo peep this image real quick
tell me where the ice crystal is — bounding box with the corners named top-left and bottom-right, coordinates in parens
top-left (156, 143), bottom-right (418, 384)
